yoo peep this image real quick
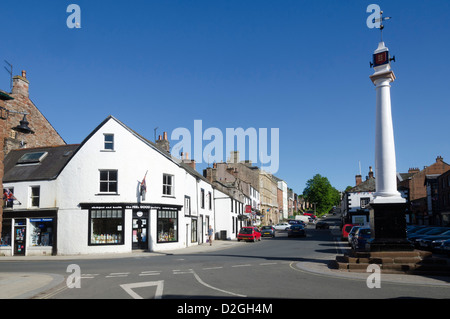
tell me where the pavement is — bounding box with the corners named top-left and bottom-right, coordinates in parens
top-left (1, 229), bottom-right (449, 299)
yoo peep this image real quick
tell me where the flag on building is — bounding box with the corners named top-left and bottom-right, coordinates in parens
top-left (140, 171), bottom-right (147, 201)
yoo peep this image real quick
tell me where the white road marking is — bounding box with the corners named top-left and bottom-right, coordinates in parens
top-left (120, 281), bottom-right (164, 299)
top-left (191, 270), bottom-right (247, 298)
top-left (232, 264), bottom-right (251, 267)
top-left (106, 272), bottom-right (130, 278)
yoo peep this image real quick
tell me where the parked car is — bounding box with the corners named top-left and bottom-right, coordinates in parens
top-left (237, 227), bottom-right (261, 242)
top-left (341, 224), bottom-right (359, 241)
top-left (347, 226), bottom-right (361, 246)
top-left (260, 226), bottom-right (275, 238)
top-left (315, 221), bottom-right (329, 229)
top-left (406, 225), bottom-right (427, 234)
top-left (352, 227), bottom-right (371, 251)
top-left (287, 225), bottom-right (306, 238)
top-left (440, 239), bottom-right (450, 256)
top-left (304, 212), bottom-right (316, 220)
top-left (408, 227), bottom-right (449, 246)
top-left (416, 230), bottom-right (450, 251)
top-left (273, 223), bottom-right (291, 231)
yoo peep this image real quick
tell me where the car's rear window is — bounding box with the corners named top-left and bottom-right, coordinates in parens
top-left (240, 228), bottom-right (253, 234)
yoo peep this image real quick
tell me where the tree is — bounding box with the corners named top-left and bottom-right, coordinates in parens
top-left (302, 174), bottom-right (340, 215)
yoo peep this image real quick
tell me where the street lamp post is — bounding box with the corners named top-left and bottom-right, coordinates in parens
top-left (0, 90), bottom-right (34, 243)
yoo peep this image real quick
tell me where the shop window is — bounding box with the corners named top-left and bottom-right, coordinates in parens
top-left (162, 174), bottom-right (174, 196)
top-left (99, 170), bottom-right (118, 193)
top-left (157, 210), bottom-right (178, 243)
top-left (30, 186), bottom-right (40, 207)
top-left (89, 209), bottom-right (124, 245)
top-left (1, 219), bottom-right (12, 246)
top-left (30, 218), bottom-right (53, 246)
top-left (104, 134), bottom-right (114, 150)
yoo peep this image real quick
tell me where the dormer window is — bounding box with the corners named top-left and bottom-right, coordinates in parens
top-left (104, 134), bottom-right (114, 150)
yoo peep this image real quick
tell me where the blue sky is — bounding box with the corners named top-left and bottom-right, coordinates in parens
top-left (1, 1), bottom-right (449, 194)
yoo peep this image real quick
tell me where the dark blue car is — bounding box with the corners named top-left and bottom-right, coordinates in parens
top-left (408, 227), bottom-right (449, 247)
top-left (352, 227), bottom-right (371, 251)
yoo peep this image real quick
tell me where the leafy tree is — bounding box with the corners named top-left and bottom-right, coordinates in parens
top-left (302, 174), bottom-right (340, 215)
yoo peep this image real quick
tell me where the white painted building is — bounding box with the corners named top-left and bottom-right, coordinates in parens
top-left (277, 180), bottom-right (288, 220)
top-left (1, 116), bottom-right (221, 256)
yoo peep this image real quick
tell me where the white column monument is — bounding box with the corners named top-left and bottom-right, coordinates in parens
top-left (366, 14), bottom-right (413, 251)
top-left (370, 42), bottom-right (405, 204)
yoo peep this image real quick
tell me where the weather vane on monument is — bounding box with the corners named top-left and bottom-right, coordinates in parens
top-left (366, 4), bottom-right (392, 41)
top-left (367, 5), bottom-right (395, 68)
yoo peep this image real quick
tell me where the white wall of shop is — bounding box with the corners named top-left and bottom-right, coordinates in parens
top-left (214, 188), bottom-right (237, 240)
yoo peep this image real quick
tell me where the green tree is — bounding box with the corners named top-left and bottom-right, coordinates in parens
top-left (302, 174), bottom-right (340, 215)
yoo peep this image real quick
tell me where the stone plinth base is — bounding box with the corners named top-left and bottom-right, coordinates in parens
top-left (368, 201), bottom-right (414, 252)
top-left (334, 250), bottom-right (450, 275)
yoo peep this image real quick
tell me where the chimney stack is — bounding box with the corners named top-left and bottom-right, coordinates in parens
top-left (11, 70), bottom-right (29, 97)
top-left (155, 131), bottom-right (170, 152)
top-left (355, 174), bottom-right (362, 186)
top-left (368, 166), bottom-right (374, 179)
top-left (182, 152), bottom-right (196, 170)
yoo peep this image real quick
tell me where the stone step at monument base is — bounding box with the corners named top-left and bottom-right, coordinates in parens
top-left (333, 250), bottom-right (450, 276)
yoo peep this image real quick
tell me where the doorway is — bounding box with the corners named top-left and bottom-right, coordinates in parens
top-left (14, 219), bottom-right (26, 256)
top-left (132, 210), bottom-right (149, 250)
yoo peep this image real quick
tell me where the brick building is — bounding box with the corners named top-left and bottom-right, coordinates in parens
top-left (3, 71), bottom-right (66, 153)
top-left (398, 156), bottom-right (450, 225)
top-left (438, 170), bottom-right (450, 226)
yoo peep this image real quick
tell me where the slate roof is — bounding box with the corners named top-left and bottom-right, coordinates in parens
top-left (3, 144), bottom-right (79, 182)
top-left (348, 177), bottom-right (376, 193)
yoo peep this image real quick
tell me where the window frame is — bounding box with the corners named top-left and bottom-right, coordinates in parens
top-left (99, 169), bottom-right (118, 194)
top-left (157, 209), bottom-right (178, 243)
top-left (30, 186), bottom-right (40, 208)
top-left (103, 134), bottom-right (114, 151)
top-left (162, 173), bottom-right (174, 196)
top-left (88, 208), bottom-right (125, 246)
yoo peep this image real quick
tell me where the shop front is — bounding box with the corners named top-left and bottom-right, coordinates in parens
top-left (80, 203), bottom-right (183, 254)
top-left (1, 210), bottom-right (57, 256)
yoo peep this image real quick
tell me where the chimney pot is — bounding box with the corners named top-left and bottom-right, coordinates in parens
top-left (163, 132), bottom-right (168, 140)
top-left (22, 70), bottom-right (26, 78)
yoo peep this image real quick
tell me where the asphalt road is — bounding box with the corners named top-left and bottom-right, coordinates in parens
top-left (1, 217), bottom-right (449, 300)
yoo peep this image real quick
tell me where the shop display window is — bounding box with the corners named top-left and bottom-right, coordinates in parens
top-left (1, 220), bottom-right (12, 246)
top-left (30, 218), bottom-right (53, 246)
top-left (157, 210), bottom-right (178, 243)
top-left (90, 209), bottom-right (124, 245)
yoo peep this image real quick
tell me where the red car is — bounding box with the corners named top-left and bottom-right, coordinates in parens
top-left (237, 227), bottom-right (261, 242)
top-left (342, 224), bottom-right (359, 241)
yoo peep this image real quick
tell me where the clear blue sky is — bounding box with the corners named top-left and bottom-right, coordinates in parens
top-left (1, 1), bottom-right (449, 194)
